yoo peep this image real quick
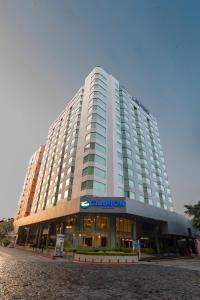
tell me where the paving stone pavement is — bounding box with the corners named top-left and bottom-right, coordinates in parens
top-left (0, 247), bottom-right (200, 300)
top-left (141, 257), bottom-right (200, 271)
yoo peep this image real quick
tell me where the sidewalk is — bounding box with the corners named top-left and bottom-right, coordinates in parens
top-left (141, 256), bottom-right (200, 271)
top-left (15, 245), bottom-right (74, 261)
top-left (140, 252), bottom-right (197, 261)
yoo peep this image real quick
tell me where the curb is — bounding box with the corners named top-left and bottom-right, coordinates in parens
top-left (73, 260), bottom-right (139, 265)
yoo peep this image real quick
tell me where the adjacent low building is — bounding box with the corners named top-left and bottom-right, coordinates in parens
top-left (14, 67), bottom-right (195, 254)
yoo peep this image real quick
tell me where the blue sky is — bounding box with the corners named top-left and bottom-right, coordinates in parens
top-left (0, 0), bottom-right (199, 217)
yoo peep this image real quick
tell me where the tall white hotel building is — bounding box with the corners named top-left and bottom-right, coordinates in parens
top-left (15, 67), bottom-right (192, 252)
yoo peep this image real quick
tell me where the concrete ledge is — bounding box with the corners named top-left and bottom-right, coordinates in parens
top-left (74, 253), bottom-right (138, 264)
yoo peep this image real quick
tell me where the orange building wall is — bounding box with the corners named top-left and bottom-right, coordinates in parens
top-left (15, 145), bottom-right (45, 220)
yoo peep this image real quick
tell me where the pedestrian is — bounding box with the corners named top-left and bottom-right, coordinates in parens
top-left (32, 243), bottom-right (36, 251)
top-left (40, 240), bottom-right (45, 253)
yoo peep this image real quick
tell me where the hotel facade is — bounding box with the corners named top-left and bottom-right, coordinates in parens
top-left (15, 67), bottom-right (193, 252)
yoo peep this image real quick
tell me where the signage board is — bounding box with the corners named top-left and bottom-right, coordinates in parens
top-left (132, 240), bottom-right (140, 250)
top-left (80, 198), bottom-right (126, 209)
top-left (54, 234), bottom-right (65, 257)
top-left (132, 239), bottom-right (141, 259)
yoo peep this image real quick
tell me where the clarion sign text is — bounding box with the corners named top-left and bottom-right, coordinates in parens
top-left (80, 199), bottom-right (126, 209)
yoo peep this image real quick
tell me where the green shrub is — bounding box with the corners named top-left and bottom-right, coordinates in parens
top-left (113, 247), bottom-right (133, 253)
top-left (140, 248), bottom-right (155, 254)
top-left (160, 247), bottom-right (176, 254)
top-left (64, 247), bottom-right (136, 255)
top-left (1, 238), bottom-right (10, 247)
top-left (64, 247), bottom-right (78, 253)
top-left (47, 245), bottom-right (55, 250)
top-left (76, 250), bottom-right (136, 256)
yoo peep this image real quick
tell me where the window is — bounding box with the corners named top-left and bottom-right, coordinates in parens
top-left (125, 148), bottom-right (132, 156)
top-left (125, 140), bottom-right (131, 147)
top-left (88, 105), bottom-right (106, 116)
top-left (64, 190), bottom-right (68, 198)
top-left (83, 154), bottom-right (106, 165)
top-left (116, 115), bottom-right (121, 122)
top-left (82, 166), bottom-right (106, 178)
top-left (142, 167), bottom-right (149, 175)
top-left (88, 113), bottom-right (106, 124)
top-left (118, 187), bottom-right (124, 196)
top-left (118, 174), bottom-right (124, 183)
top-left (116, 123), bottom-right (121, 130)
top-left (87, 122), bottom-right (106, 133)
top-left (166, 188), bottom-right (171, 194)
top-left (127, 169), bottom-right (134, 177)
top-left (152, 173), bottom-right (156, 179)
top-left (70, 147), bottom-right (75, 155)
top-left (159, 185), bottom-right (164, 192)
top-left (168, 197), bottom-right (172, 203)
top-left (68, 157), bottom-right (73, 164)
top-left (90, 84), bottom-right (106, 95)
top-left (126, 158), bottom-right (133, 167)
top-left (91, 73), bottom-right (107, 83)
top-left (67, 167), bottom-right (73, 176)
top-left (139, 195), bottom-right (144, 203)
top-left (128, 180), bottom-right (134, 188)
top-left (91, 77), bottom-right (107, 88)
top-left (148, 199), bottom-right (153, 205)
top-left (96, 216), bottom-right (109, 230)
top-left (81, 180), bottom-right (106, 191)
top-left (84, 142), bottom-right (106, 154)
top-left (117, 132), bottom-right (122, 140)
top-left (85, 132), bottom-right (106, 144)
top-left (118, 162), bottom-right (123, 171)
top-left (135, 154), bottom-right (140, 161)
top-left (144, 187), bottom-right (152, 195)
top-left (66, 178), bottom-right (71, 186)
top-left (138, 184), bottom-right (143, 192)
top-left (93, 180), bottom-right (106, 191)
top-left (89, 91), bottom-right (106, 102)
top-left (117, 151), bottom-right (123, 159)
top-left (117, 141), bottom-right (122, 149)
top-left (125, 191), bottom-right (135, 199)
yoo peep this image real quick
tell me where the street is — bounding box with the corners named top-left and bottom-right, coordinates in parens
top-left (0, 246), bottom-right (200, 300)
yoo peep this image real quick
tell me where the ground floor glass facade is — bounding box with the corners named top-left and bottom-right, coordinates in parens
top-left (17, 213), bottom-right (196, 255)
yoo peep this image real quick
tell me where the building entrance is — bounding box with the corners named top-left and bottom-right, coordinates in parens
top-left (84, 237), bottom-right (92, 247)
top-left (116, 217), bottom-right (134, 248)
top-left (80, 233), bottom-right (109, 248)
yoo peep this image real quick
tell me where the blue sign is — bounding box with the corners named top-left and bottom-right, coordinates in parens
top-left (80, 200), bottom-right (90, 209)
top-left (133, 240), bottom-right (140, 250)
top-left (80, 199), bottom-right (126, 209)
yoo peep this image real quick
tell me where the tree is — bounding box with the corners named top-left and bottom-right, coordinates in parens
top-left (185, 201), bottom-right (200, 230)
top-left (0, 221), bottom-right (13, 237)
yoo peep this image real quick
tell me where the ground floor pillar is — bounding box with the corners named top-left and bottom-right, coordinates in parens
top-left (132, 222), bottom-right (137, 240)
top-left (45, 224), bottom-right (51, 248)
top-left (110, 215), bottom-right (116, 248)
top-left (37, 225), bottom-right (43, 248)
top-left (155, 231), bottom-right (160, 254)
top-left (173, 237), bottom-right (179, 254)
